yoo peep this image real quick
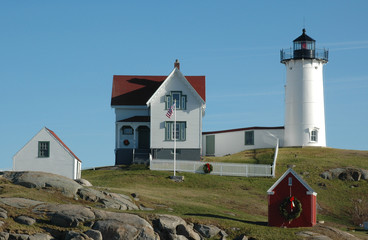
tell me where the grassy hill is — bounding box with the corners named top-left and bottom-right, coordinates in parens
top-left (81, 147), bottom-right (368, 239)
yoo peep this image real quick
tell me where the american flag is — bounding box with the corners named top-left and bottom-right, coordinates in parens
top-left (166, 103), bottom-right (175, 118)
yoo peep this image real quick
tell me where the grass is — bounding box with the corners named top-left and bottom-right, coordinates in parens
top-left (1, 147), bottom-right (367, 239)
top-left (81, 147), bottom-right (368, 239)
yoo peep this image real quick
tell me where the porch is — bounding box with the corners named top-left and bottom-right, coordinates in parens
top-left (115, 116), bottom-right (150, 165)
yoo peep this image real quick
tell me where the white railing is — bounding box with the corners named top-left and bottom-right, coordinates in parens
top-left (150, 159), bottom-right (273, 177)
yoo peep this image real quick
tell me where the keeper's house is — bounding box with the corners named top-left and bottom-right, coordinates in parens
top-left (111, 60), bottom-right (206, 165)
top-left (13, 127), bottom-right (82, 179)
top-left (267, 168), bottom-right (317, 228)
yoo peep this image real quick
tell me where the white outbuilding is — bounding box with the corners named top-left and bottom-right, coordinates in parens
top-left (13, 127), bottom-right (81, 179)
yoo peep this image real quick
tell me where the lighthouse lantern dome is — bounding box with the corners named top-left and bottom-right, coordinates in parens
top-left (293, 28), bottom-right (315, 59)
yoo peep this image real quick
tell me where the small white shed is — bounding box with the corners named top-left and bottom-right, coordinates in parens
top-left (13, 127), bottom-right (81, 179)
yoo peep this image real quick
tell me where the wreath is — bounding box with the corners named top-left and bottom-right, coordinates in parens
top-left (279, 196), bottom-right (302, 221)
top-left (203, 163), bottom-right (213, 174)
top-left (123, 139), bottom-right (130, 146)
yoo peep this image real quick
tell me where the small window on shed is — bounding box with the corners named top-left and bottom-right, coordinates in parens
top-left (38, 141), bottom-right (50, 158)
top-left (288, 177), bottom-right (292, 186)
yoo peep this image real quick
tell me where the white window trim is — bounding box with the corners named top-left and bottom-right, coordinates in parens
top-left (165, 121), bottom-right (186, 141)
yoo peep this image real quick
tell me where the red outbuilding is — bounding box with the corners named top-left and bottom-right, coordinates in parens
top-left (267, 168), bottom-right (317, 228)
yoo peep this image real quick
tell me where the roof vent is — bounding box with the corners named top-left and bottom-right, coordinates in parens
top-left (174, 59), bottom-right (180, 70)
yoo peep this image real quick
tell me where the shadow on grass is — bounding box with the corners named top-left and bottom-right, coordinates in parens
top-left (184, 213), bottom-right (268, 226)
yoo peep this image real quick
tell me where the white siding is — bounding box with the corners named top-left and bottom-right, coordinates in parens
top-left (150, 71), bottom-right (203, 149)
top-left (202, 128), bottom-right (284, 157)
top-left (284, 59), bottom-right (326, 147)
top-left (13, 128), bottom-right (77, 179)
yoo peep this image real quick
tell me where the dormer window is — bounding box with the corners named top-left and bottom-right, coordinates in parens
top-left (165, 91), bottom-right (187, 110)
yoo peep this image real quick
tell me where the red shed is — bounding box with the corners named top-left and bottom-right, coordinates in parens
top-left (267, 168), bottom-right (317, 228)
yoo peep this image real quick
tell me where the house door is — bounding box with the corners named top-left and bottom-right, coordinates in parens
top-left (206, 135), bottom-right (215, 156)
top-left (138, 126), bottom-right (150, 149)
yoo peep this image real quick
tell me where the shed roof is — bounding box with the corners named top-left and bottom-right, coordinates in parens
top-left (45, 128), bottom-right (81, 162)
top-left (267, 168), bottom-right (316, 196)
top-left (111, 74), bottom-right (205, 106)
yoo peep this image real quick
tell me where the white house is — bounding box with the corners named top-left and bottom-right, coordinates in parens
top-left (111, 60), bottom-right (206, 165)
top-left (13, 127), bottom-right (81, 179)
top-left (202, 127), bottom-right (284, 157)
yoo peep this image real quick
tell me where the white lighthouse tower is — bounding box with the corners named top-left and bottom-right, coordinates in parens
top-left (281, 29), bottom-right (329, 147)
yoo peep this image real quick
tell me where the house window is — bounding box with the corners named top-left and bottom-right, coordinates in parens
top-left (288, 177), bottom-right (292, 186)
top-left (165, 121), bottom-right (186, 141)
top-left (122, 126), bottom-right (133, 135)
top-left (311, 130), bottom-right (318, 142)
top-left (165, 91), bottom-right (187, 110)
top-left (245, 131), bottom-right (254, 145)
top-left (38, 141), bottom-right (50, 158)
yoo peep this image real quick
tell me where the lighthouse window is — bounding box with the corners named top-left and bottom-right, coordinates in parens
top-left (311, 130), bottom-right (318, 142)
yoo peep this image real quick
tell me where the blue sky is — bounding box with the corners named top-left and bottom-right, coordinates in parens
top-left (1, 1), bottom-right (367, 170)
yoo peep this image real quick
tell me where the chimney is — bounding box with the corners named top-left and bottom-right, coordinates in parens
top-left (174, 59), bottom-right (180, 70)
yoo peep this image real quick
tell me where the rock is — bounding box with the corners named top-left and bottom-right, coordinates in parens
top-left (329, 168), bottom-right (345, 178)
top-left (84, 230), bottom-right (102, 240)
top-left (0, 212), bottom-right (7, 219)
top-left (0, 208), bottom-right (7, 214)
top-left (296, 231), bottom-right (332, 240)
top-left (2, 171), bottom-right (82, 198)
top-left (77, 188), bottom-right (138, 210)
top-left (320, 172), bottom-right (332, 180)
top-left (0, 221), bottom-right (4, 228)
top-left (194, 223), bottom-right (221, 239)
top-left (29, 233), bottom-right (55, 240)
top-left (0, 232), bottom-right (9, 240)
top-left (65, 231), bottom-right (93, 240)
top-left (338, 168), bottom-right (361, 181)
top-left (360, 169), bottom-right (368, 180)
top-left (153, 214), bottom-right (200, 240)
top-left (14, 215), bottom-right (36, 226)
top-left (234, 234), bottom-right (249, 240)
top-left (0, 197), bottom-right (43, 209)
top-left (92, 210), bottom-right (157, 240)
top-left (77, 188), bottom-right (105, 202)
top-left (75, 179), bottom-right (93, 187)
top-left (33, 203), bottom-right (95, 228)
top-left (93, 219), bottom-right (157, 240)
top-left (8, 233), bottom-right (30, 240)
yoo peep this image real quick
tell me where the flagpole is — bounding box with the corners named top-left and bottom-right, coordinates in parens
top-left (173, 100), bottom-right (177, 177)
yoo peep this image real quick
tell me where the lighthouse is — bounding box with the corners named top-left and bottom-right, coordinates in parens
top-left (281, 29), bottom-right (328, 147)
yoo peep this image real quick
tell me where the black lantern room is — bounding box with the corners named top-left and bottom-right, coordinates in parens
top-left (280, 29), bottom-right (328, 63)
top-left (293, 28), bottom-right (315, 59)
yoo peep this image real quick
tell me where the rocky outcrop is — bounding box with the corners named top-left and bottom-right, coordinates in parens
top-left (320, 167), bottom-right (368, 181)
top-left (2, 171), bottom-right (138, 211)
top-left (153, 214), bottom-right (201, 240)
top-left (2, 171), bottom-right (82, 198)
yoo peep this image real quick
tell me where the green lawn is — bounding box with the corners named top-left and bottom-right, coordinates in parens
top-left (81, 147), bottom-right (368, 239)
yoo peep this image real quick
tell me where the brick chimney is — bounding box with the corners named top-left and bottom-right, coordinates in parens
top-left (174, 59), bottom-right (180, 70)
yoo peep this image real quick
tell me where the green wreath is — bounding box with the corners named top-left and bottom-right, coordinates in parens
top-left (279, 196), bottom-right (302, 221)
top-left (203, 163), bottom-right (213, 174)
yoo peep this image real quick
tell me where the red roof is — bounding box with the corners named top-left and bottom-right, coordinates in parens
top-left (111, 75), bottom-right (206, 106)
top-left (46, 128), bottom-right (81, 162)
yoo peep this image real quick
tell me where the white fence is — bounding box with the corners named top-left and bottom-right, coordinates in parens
top-left (149, 159), bottom-right (273, 177)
